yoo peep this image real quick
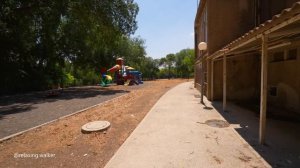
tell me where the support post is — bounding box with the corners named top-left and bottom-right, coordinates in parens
top-left (200, 59), bottom-right (205, 104)
top-left (223, 55), bottom-right (227, 112)
top-left (259, 34), bottom-right (268, 145)
top-left (211, 59), bottom-right (214, 101)
top-left (206, 59), bottom-right (211, 100)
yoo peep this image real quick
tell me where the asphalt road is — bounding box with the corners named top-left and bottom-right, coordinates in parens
top-left (0, 84), bottom-right (147, 139)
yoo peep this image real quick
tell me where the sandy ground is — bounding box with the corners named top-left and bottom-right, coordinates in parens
top-left (0, 79), bottom-right (186, 168)
top-left (0, 85), bottom-right (135, 139)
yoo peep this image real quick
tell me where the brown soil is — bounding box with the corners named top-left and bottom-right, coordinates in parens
top-left (0, 79), bottom-right (186, 168)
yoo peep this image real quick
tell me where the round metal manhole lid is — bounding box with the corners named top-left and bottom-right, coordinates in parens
top-left (205, 119), bottom-right (230, 128)
top-left (81, 121), bottom-right (110, 133)
top-left (194, 94), bottom-right (200, 98)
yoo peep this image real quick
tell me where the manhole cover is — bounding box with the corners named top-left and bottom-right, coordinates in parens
top-left (203, 106), bottom-right (213, 110)
top-left (81, 121), bottom-right (110, 133)
top-left (194, 94), bottom-right (200, 98)
top-left (205, 119), bottom-right (229, 128)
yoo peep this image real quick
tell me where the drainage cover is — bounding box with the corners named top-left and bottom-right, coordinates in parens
top-left (205, 119), bottom-right (229, 128)
top-left (194, 94), bottom-right (200, 98)
top-left (81, 121), bottom-right (110, 133)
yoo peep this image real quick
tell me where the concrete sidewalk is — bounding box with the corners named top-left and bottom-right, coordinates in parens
top-left (105, 82), bottom-right (270, 168)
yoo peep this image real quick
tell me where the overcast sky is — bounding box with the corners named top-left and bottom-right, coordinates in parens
top-left (134, 0), bottom-right (198, 59)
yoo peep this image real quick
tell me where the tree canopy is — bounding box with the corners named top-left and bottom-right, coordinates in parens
top-left (158, 49), bottom-right (195, 79)
top-left (0, 0), bottom-right (141, 93)
top-left (0, 1), bottom-right (195, 94)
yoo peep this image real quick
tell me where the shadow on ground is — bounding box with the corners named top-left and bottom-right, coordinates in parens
top-left (209, 101), bottom-right (300, 168)
top-left (0, 87), bottom-right (129, 117)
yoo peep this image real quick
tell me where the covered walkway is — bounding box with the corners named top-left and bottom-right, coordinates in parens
top-left (105, 82), bottom-right (269, 168)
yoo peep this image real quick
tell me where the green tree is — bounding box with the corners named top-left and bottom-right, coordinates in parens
top-left (113, 36), bottom-right (146, 70)
top-left (158, 49), bottom-right (194, 79)
top-left (0, 0), bottom-right (140, 93)
top-left (159, 54), bottom-right (175, 79)
top-left (139, 57), bottom-right (159, 80)
top-left (175, 49), bottom-right (195, 78)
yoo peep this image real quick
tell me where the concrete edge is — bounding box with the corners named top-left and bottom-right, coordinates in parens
top-left (0, 93), bottom-right (130, 142)
top-left (104, 82), bottom-right (188, 168)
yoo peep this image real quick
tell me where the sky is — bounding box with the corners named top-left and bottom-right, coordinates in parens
top-left (133, 0), bottom-right (198, 59)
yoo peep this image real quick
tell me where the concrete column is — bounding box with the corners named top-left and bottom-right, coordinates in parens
top-left (259, 34), bottom-right (268, 145)
top-left (223, 55), bottom-right (227, 112)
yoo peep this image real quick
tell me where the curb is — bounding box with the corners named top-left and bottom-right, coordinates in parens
top-left (0, 93), bottom-right (130, 142)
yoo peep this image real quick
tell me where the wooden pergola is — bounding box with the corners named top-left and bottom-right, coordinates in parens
top-left (206, 2), bottom-right (300, 144)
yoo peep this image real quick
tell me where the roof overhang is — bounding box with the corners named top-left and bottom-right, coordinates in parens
top-left (208, 2), bottom-right (300, 60)
top-left (194, 0), bottom-right (207, 28)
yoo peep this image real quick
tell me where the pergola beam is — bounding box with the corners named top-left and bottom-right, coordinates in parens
top-left (208, 14), bottom-right (300, 61)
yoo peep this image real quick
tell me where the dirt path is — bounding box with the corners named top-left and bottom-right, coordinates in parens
top-left (0, 79), bottom-right (186, 168)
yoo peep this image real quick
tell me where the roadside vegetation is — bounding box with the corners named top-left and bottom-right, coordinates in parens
top-left (158, 49), bottom-right (195, 79)
top-left (0, 0), bottom-right (194, 94)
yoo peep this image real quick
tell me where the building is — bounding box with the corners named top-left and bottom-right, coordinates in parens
top-left (194, 0), bottom-right (300, 144)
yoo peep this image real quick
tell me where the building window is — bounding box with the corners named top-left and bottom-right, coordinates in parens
top-left (287, 48), bottom-right (297, 60)
top-left (271, 51), bottom-right (284, 62)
